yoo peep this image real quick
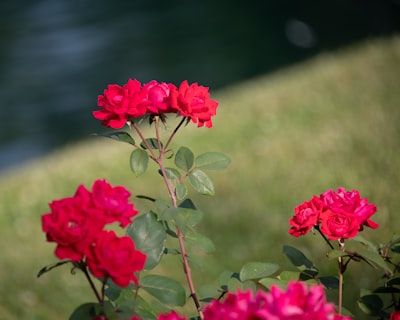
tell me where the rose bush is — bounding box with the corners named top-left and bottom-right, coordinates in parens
top-left (39, 78), bottom-right (400, 320)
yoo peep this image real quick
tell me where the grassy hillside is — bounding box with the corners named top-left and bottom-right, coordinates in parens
top-left (1, 35), bottom-right (400, 319)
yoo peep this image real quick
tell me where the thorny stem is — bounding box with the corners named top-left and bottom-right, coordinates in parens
top-left (135, 117), bottom-right (203, 318)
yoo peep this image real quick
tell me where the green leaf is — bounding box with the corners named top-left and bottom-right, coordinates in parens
top-left (163, 167), bottom-right (181, 180)
top-left (95, 131), bottom-right (135, 145)
top-left (37, 260), bottom-right (71, 278)
top-left (239, 262), bottom-right (280, 281)
top-left (163, 206), bottom-right (203, 234)
top-left (126, 212), bottom-right (167, 270)
top-left (357, 294), bottom-right (384, 316)
top-left (141, 275), bottom-right (186, 306)
top-left (175, 146), bottom-right (194, 171)
top-left (69, 303), bottom-right (102, 320)
top-left (130, 148), bottom-right (149, 176)
top-left (357, 247), bottom-right (392, 275)
top-left (327, 249), bottom-right (348, 259)
top-left (277, 270), bottom-right (300, 281)
top-left (195, 152), bottom-right (231, 170)
top-left (283, 245), bottom-right (318, 275)
top-left (318, 276), bottom-right (339, 289)
top-left (141, 138), bottom-right (162, 149)
top-left (198, 285), bottom-right (220, 302)
top-left (185, 231), bottom-right (216, 254)
top-left (218, 270), bottom-right (239, 289)
top-left (175, 183), bottom-right (188, 200)
top-left (188, 169), bottom-right (214, 195)
top-left (259, 277), bottom-right (286, 289)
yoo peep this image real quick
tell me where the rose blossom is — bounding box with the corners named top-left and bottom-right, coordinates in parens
top-left (86, 230), bottom-right (146, 287)
top-left (319, 209), bottom-right (360, 240)
top-left (170, 80), bottom-right (218, 128)
top-left (93, 78), bottom-right (147, 128)
top-left (91, 179), bottom-right (138, 227)
top-left (41, 185), bottom-right (105, 261)
top-left (391, 311), bottom-right (400, 320)
top-left (321, 188), bottom-right (378, 229)
top-left (141, 80), bottom-right (176, 114)
top-left (289, 196), bottom-right (323, 237)
top-left (202, 281), bottom-right (351, 320)
top-left (156, 311), bottom-right (186, 320)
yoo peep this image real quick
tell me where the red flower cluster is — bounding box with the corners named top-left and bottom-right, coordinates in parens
top-left (41, 179), bottom-right (146, 286)
top-left (289, 187), bottom-right (378, 240)
top-left (93, 79), bottom-right (218, 129)
top-left (159, 281), bottom-right (351, 320)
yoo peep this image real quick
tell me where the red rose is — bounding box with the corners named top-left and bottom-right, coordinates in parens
top-left (289, 196), bottom-right (323, 237)
top-left (156, 311), bottom-right (186, 320)
top-left (86, 230), bottom-right (146, 287)
top-left (93, 79), bottom-right (147, 128)
top-left (91, 179), bottom-right (138, 227)
top-left (390, 311), bottom-right (400, 320)
top-left (321, 187), bottom-right (378, 229)
top-left (170, 80), bottom-right (218, 128)
top-left (41, 185), bottom-right (105, 261)
top-left (142, 80), bottom-right (176, 114)
top-left (320, 209), bottom-right (360, 240)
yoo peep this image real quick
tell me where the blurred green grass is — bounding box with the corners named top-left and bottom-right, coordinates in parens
top-left (1, 35), bottom-right (400, 319)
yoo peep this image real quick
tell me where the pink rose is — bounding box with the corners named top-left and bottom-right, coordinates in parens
top-left (41, 185), bottom-right (105, 261)
top-left (142, 80), bottom-right (176, 114)
top-left (170, 80), bottom-right (218, 128)
top-left (93, 79), bottom-right (147, 128)
top-left (289, 196), bottom-right (323, 237)
top-left (391, 311), bottom-right (400, 320)
top-left (320, 209), bottom-right (360, 240)
top-left (86, 230), bottom-right (146, 287)
top-left (157, 311), bottom-right (186, 320)
top-left (202, 281), bottom-right (351, 319)
top-left (91, 179), bottom-right (138, 227)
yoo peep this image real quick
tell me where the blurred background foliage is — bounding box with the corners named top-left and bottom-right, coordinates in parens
top-left (1, 0), bottom-right (399, 171)
top-left (1, 1), bottom-right (400, 319)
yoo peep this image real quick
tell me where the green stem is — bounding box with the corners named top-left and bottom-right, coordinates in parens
top-left (77, 261), bottom-right (103, 305)
top-left (338, 239), bottom-right (345, 314)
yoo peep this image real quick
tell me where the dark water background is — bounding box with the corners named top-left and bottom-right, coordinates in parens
top-left (1, 0), bottom-right (399, 172)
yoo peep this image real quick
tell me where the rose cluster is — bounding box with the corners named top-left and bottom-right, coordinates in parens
top-left (41, 179), bottom-right (146, 287)
top-left (93, 79), bottom-right (218, 129)
top-left (157, 281), bottom-right (351, 320)
top-left (289, 187), bottom-right (378, 240)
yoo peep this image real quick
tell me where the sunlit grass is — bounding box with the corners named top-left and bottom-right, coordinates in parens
top-left (1, 35), bottom-right (400, 319)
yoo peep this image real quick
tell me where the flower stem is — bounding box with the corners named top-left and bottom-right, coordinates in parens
top-left (77, 261), bottom-right (103, 305)
top-left (138, 117), bottom-right (202, 317)
top-left (338, 240), bottom-right (345, 314)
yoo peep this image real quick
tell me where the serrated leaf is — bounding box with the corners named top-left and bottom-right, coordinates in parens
top-left (239, 262), bottom-right (279, 281)
top-left (141, 138), bottom-right (162, 149)
top-left (175, 146), bottom-right (194, 171)
top-left (130, 148), bottom-right (149, 176)
top-left (188, 169), bottom-right (214, 195)
top-left (141, 275), bottom-right (186, 306)
top-left (126, 212), bottom-right (166, 270)
top-left (95, 131), bottom-right (135, 145)
top-left (195, 152), bottom-right (231, 170)
top-left (37, 260), bottom-right (71, 278)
